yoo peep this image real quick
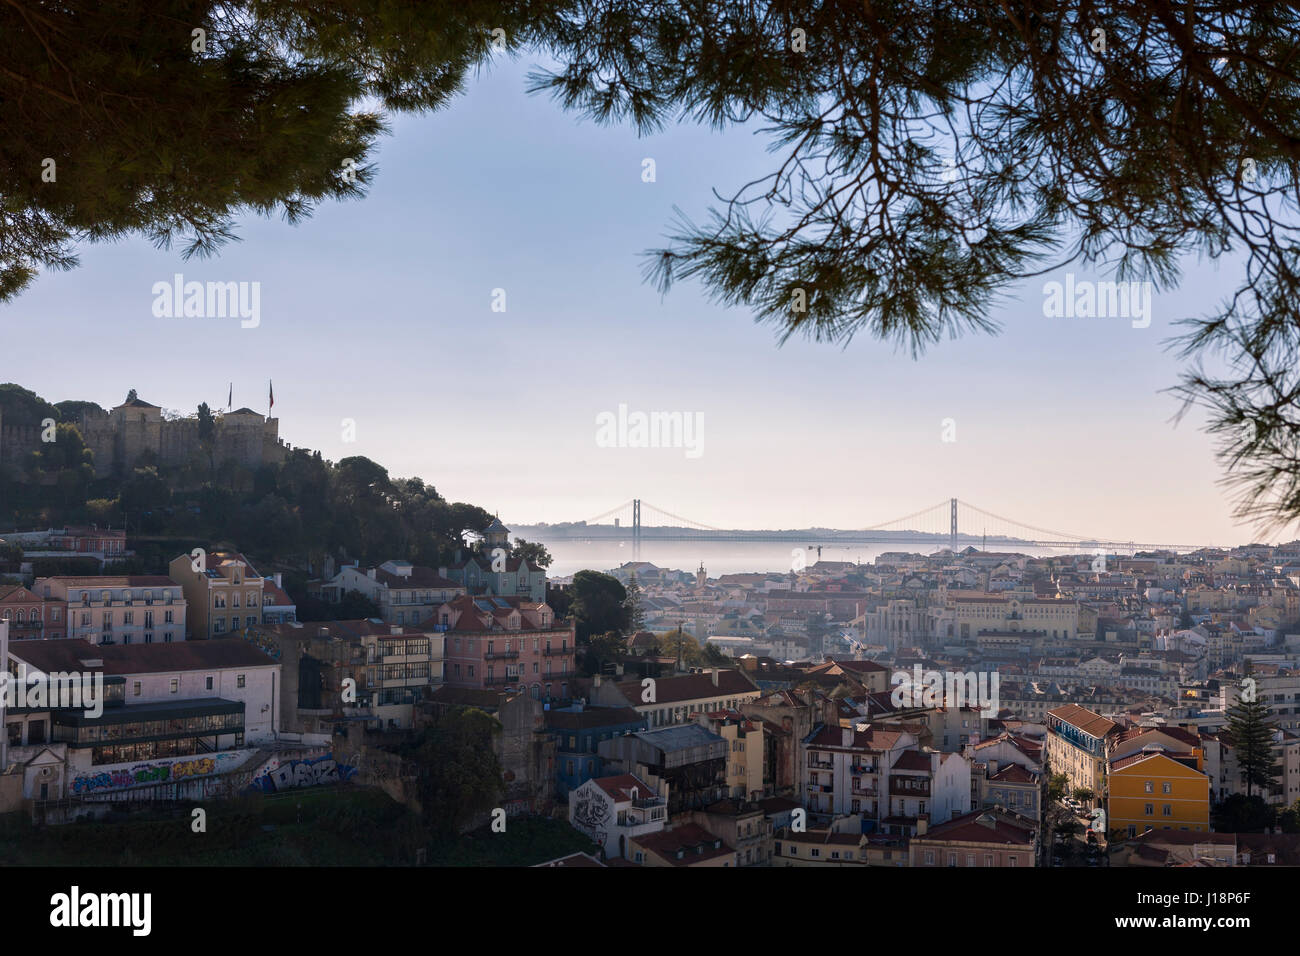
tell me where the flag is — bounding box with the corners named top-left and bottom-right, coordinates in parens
top-left (227, 383), bottom-right (232, 410)
top-left (269, 379), bottom-right (274, 411)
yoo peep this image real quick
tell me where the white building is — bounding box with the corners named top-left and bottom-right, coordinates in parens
top-left (568, 772), bottom-right (668, 860)
top-left (35, 575), bottom-right (187, 645)
top-left (4, 638), bottom-right (279, 802)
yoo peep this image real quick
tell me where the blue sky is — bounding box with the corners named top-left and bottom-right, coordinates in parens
top-left (0, 53), bottom-right (1270, 546)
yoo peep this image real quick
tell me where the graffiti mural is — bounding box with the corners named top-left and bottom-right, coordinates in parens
top-left (246, 755), bottom-right (356, 793)
top-left (571, 786), bottom-right (611, 848)
top-left (242, 629), bottom-right (281, 661)
top-left (71, 752), bottom-right (244, 795)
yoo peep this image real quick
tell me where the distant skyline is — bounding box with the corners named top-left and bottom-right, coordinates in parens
top-left (0, 54), bottom-right (1280, 547)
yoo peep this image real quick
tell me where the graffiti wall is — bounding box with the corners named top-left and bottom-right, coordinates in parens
top-left (571, 786), bottom-right (612, 850)
top-left (246, 754), bottom-right (356, 793)
top-left (70, 751), bottom-right (250, 795)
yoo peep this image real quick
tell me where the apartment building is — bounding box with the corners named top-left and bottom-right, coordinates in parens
top-left (589, 668), bottom-right (762, 728)
top-left (0, 584), bottom-right (62, 640)
top-left (440, 594), bottom-right (575, 698)
top-left (628, 823), bottom-right (736, 867)
top-left (568, 772), bottom-right (668, 859)
top-left (1108, 750), bottom-right (1211, 838)
top-left (34, 575), bottom-right (186, 645)
top-left (167, 551), bottom-right (265, 640)
top-left (1045, 704), bottom-right (1122, 802)
top-left (801, 723), bottom-right (917, 823)
top-left (694, 709), bottom-right (764, 800)
top-left (253, 618), bottom-right (444, 734)
top-left (318, 560), bottom-right (465, 627)
top-left (442, 519), bottom-right (548, 603)
top-left (909, 808), bottom-right (1039, 867)
top-left (5, 638), bottom-right (277, 801)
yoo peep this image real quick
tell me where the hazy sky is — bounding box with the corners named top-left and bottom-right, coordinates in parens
top-left (0, 54), bottom-right (1276, 547)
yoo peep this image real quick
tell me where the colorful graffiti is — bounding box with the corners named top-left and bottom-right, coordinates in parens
top-left (71, 753), bottom-right (242, 795)
top-left (242, 629), bottom-right (282, 661)
top-left (247, 755), bottom-right (356, 793)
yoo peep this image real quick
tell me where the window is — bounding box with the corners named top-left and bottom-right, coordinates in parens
top-left (169, 679), bottom-right (179, 694)
top-left (1144, 803), bottom-right (1154, 815)
top-left (1144, 780), bottom-right (1154, 793)
top-left (1162, 805), bottom-right (1172, 816)
top-left (1162, 782), bottom-right (1172, 794)
top-left (237, 674), bottom-right (246, 688)
top-left (205, 676), bottom-right (214, 691)
top-left (133, 681), bottom-right (142, 697)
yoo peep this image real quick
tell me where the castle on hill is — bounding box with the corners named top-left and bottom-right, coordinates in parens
top-left (0, 391), bottom-right (286, 478)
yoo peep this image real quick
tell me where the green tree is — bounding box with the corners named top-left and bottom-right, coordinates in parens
top-left (568, 570), bottom-right (629, 643)
top-left (582, 630), bottom-right (628, 677)
top-left (402, 708), bottom-right (504, 836)
top-left (624, 572), bottom-right (646, 633)
top-left (1227, 686), bottom-right (1281, 797)
top-left (510, 538), bottom-right (552, 569)
top-left (1213, 793), bottom-right (1275, 833)
top-left (196, 402), bottom-right (216, 478)
top-left (661, 626), bottom-right (707, 668)
top-left (1047, 773), bottom-right (1069, 804)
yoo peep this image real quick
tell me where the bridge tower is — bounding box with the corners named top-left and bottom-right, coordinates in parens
top-left (632, 499), bottom-right (641, 561)
top-left (950, 498), bottom-right (958, 553)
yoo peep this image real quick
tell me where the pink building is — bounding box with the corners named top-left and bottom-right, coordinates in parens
top-left (440, 594), bottom-right (576, 699)
top-left (0, 584), bottom-right (64, 640)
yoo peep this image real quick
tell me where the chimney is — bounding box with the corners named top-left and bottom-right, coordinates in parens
top-left (274, 572), bottom-right (282, 588)
top-left (438, 566), bottom-right (448, 578)
top-left (842, 728), bottom-right (852, 747)
top-left (711, 668), bottom-right (720, 687)
top-left (367, 568), bottom-right (377, 580)
top-left (593, 674), bottom-right (603, 688)
top-left (916, 818), bottom-right (927, 836)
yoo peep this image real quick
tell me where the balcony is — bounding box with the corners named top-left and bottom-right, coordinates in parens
top-left (542, 647), bottom-right (569, 656)
top-left (484, 650), bottom-right (519, 660)
top-left (808, 758), bottom-right (833, 770)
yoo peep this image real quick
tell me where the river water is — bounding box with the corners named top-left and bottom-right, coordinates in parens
top-left (528, 536), bottom-right (1104, 578)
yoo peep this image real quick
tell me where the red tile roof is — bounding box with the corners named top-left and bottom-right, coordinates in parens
top-left (592, 773), bottom-right (657, 803)
top-left (10, 637), bottom-right (275, 674)
top-left (631, 824), bottom-right (733, 866)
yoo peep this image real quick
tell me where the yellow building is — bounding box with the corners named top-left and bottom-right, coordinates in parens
top-left (694, 710), bottom-right (764, 801)
top-left (168, 551), bottom-right (267, 640)
top-left (945, 595), bottom-right (1084, 642)
top-left (1107, 751), bottom-right (1210, 838)
top-left (628, 824), bottom-right (736, 867)
top-left (1045, 704), bottom-right (1120, 802)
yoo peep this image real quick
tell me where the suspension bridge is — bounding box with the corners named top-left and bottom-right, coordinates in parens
top-left (522, 498), bottom-right (1211, 554)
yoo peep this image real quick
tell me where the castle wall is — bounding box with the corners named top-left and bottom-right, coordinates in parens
top-left (0, 402), bottom-right (282, 480)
